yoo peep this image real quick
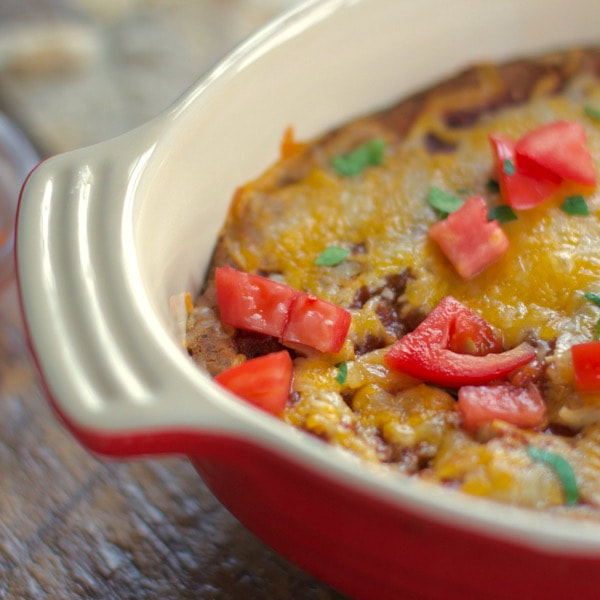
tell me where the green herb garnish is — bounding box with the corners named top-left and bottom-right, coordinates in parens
top-left (315, 246), bottom-right (350, 266)
top-left (584, 293), bottom-right (600, 339)
top-left (427, 186), bottom-right (464, 215)
top-left (585, 106), bottom-right (600, 121)
top-left (331, 137), bottom-right (385, 176)
top-left (488, 205), bottom-right (517, 224)
top-left (335, 361), bottom-right (348, 385)
top-left (486, 178), bottom-right (500, 193)
top-left (584, 292), bottom-right (600, 307)
top-left (527, 446), bottom-right (579, 506)
top-left (457, 188), bottom-right (470, 195)
top-left (561, 195), bottom-right (589, 216)
top-left (503, 159), bottom-right (515, 176)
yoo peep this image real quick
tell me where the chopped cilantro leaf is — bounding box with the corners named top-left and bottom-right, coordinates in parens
top-left (427, 186), bottom-right (464, 215)
top-left (315, 246), bottom-right (350, 266)
top-left (457, 188), bottom-right (470, 195)
top-left (335, 361), bottom-right (347, 385)
top-left (503, 159), bottom-right (515, 176)
top-left (488, 205), bottom-right (517, 223)
top-left (561, 195), bottom-right (589, 216)
top-left (585, 106), bottom-right (600, 121)
top-left (584, 292), bottom-right (600, 307)
top-left (585, 291), bottom-right (600, 338)
top-left (331, 138), bottom-right (385, 176)
top-left (486, 178), bottom-right (500, 193)
top-left (528, 446), bottom-right (579, 506)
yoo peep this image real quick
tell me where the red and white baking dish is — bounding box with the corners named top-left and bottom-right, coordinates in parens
top-left (16, 0), bottom-right (600, 597)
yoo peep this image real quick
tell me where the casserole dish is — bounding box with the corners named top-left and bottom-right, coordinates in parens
top-left (15, 0), bottom-right (600, 598)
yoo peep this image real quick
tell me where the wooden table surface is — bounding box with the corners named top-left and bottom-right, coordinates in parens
top-left (0, 1), bottom-right (347, 598)
top-left (0, 283), bottom-right (346, 598)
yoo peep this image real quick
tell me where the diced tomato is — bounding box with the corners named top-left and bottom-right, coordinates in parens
top-left (215, 350), bottom-right (293, 415)
top-left (215, 265), bottom-right (351, 353)
top-left (571, 341), bottom-right (600, 392)
top-left (449, 310), bottom-right (503, 356)
top-left (216, 265), bottom-right (299, 337)
top-left (429, 196), bottom-right (509, 279)
top-left (515, 121), bottom-right (596, 186)
top-left (489, 122), bottom-right (596, 210)
top-left (385, 296), bottom-right (536, 387)
top-left (457, 383), bottom-right (546, 430)
top-left (489, 134), bottom-right (560, 209)
top-left (281, 293), bottom-right (352, 354)
top-left (388, 343), bottom-right (537, 388)
top-left (513, 147), bottom-right (563, 183)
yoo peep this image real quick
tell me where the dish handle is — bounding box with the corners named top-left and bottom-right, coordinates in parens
top-left (16, 124), bottom-right (245, 459)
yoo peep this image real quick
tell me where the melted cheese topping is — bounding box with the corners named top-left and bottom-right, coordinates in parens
top-left (226, 86), bottom-right (600, 347)
top-left (213, 68), bottom-right (600, 512)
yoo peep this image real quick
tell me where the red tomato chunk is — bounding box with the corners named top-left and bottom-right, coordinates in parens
top-left (281, 293), bottom-right (352, 354)
top-left (449, 309), bottom-right (503, 356)
top-left (215, 350), bottom-right (293, 415)
top-left (216, 265), bottom-right (297, 337)
top-left (385, 296), bottom-right (536, 387)
top-left (457, 383), bottom-right (546, 430)
top-left (215, 265), bottom-right (351, 354)
top-left (571, 341), bottom-right (600, 392)
top-left (429, 196), bottom-right (509, 279)
top-left (489, 134), bottom-right (559, 210)
top-left (515, 120), bottom-right (596, 187)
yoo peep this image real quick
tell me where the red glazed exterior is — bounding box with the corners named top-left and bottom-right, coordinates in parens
top-left (193, 443), bottom-right (600, 600)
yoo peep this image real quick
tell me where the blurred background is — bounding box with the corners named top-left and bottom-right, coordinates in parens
top-left (0, 1), bottom-right (347, 598)
top-left (0, 0), bottom-right (299, 154)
